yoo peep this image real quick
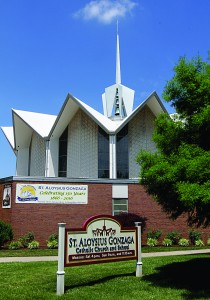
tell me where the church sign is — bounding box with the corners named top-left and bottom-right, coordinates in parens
top-left (15, 183), bottom-right (88, 204)
top-left (65, 215), bottom-right (137, 266)
top-left (56, 216), bottom-right (142, 295)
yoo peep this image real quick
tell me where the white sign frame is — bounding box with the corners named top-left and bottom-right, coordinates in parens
top-left (65, 215), bottom-right (137, 266)
top-left (56, 216), bottom-right (142, 295)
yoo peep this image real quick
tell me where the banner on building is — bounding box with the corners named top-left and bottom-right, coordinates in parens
top-left (2, 184), bottom-right (12, 208)
top-left (65, 215), bottom-right (137, 266)
top-left (16, 183), bottom-right (88, 204)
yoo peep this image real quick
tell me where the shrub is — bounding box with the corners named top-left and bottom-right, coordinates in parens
top-left (46, 233), bottom-right (58, 249)
top-left (166, 230), bottom-right (182, 245)
top-left (0, 221), bottom-right (13, 247)
top-left (178, 238), bottom-right (189, 247)
top-left (147, 238), bottom-right (157, 247)
top-left (147, 229), bottom-right (162, 240)
top-left (48, 233), bottom-right (58, 242)
top-left (19, 232), bottom-right (35, 248)
top-left (207, 237), bottom-right (210, 246)
top-left (188, 230), bottom-right (202, 245)
top-left (9, 241), bottom-right (22, 250)
top-left (195, 239), bottom-right (204, 247)
top-left (162, 238), bottom-right (173, 247)
top-left (28, 240), bottom-right (39, 249)
top-left (47, 240), bottom-right (58, 249)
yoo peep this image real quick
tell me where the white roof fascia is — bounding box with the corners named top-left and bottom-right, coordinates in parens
top-left (12, 111), bottom-right (33, 149)
top-left (12, 109), bottom-right (56, 150)
top-left (48, 91), bottom-right (167, 140)
top-left (1, 126), bottom-right (15, 151)
top-left (114, 91), bottom-right (168, 134)
top-left (12, 109), bottom-right (56, 138)
top-left (74, 95), bottom-right (121, 133)
top-left (49, 93), bottom-right (123, 138)
top-left (49, 93), bottom-right (78, 139)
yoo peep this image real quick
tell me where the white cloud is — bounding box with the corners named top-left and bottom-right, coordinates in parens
top-left (74, 0), bottom-right (137, 24)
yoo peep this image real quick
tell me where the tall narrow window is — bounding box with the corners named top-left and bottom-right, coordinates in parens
top-left (98, 126), bottom-right (109, 178)
top-left (58, 127), bottom-right (68, 177)
top-left (116, 125), bottom-right (128, 178)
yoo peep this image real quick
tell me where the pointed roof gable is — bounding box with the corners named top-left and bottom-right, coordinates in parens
top-left (13, 109), bottom-right (56, 137)
top-left (49, 93), bottom-right (122, 139)
top-left (12, 109), bottom-right (56, 149)
top-left (49, 90), bottom-right (167, 138)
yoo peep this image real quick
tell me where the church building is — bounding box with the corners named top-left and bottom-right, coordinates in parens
top-left (2, 30), bottom-right (165, 180)
top-left (1, 31), bottom-right (208, 245)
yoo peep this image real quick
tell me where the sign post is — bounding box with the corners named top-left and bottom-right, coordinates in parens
top-left (135, 222), bottom-right (142, 277)
top-left (56, 223), bottom-right (66, 295)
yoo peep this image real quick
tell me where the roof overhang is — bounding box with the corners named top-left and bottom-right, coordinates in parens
top-left (1, 126), bottom-right (15, 152)
top-left (49, 91), bottom-right (167, 138)
top-left (114, 91), bottom-right (168, 134)
top-left (12, 109), bottom-right (57, 149)
top-left (49, 93), bottom-right (121, 138)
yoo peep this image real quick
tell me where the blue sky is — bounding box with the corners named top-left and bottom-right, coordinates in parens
top-left (0, 0), bottom-right (209, 178)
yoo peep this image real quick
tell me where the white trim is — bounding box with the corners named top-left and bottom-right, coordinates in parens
top-left (45, 140), bottom-right (50, 177)
top-left (109, 135), bottom-right (116, 179)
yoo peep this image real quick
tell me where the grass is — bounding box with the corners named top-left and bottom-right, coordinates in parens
top-left (0, 248), bottom-right (58, 257)
top-left (142, 244), bottom-right (210, 253)
top-left (1, 245), bottom-right (210, 257)
top-left (0, 253), bottom-right (210, 299)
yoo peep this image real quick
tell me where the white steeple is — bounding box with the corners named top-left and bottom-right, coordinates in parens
top-left (102, 23), bottom-right (135, 119)
top-left (116, 21), bottom-right (121, 85)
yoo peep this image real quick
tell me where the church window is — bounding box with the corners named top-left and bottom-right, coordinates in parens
top-left (58, 127), bottom-right (68, 177)
top-left (116, 125), bottom-right (129, 178)
top-left (98, 126), bottom-right (109, 178)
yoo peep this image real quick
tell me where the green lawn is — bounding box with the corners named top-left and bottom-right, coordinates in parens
top-left (0, 248), bottom-right (58, 257)
top-left (0, 245), bottom-right (210, 257)
top-left (0, 253), bottom-right (210, 299)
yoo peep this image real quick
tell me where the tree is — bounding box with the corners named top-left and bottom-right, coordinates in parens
top-left (136, 54), bottom-right (210, 227)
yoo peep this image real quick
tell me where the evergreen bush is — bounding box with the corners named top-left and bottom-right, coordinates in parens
top-left (0, 220), bottom-right (13, 247)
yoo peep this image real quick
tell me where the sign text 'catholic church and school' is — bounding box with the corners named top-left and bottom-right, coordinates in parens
top-left (65, 216), bottom-right (137, 266)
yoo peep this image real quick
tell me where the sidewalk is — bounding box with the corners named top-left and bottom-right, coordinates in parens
top-left (0, 249), bottom-right (210, 263)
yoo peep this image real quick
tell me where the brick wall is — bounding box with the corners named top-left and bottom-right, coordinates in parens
top-left (1, 179), bottom-right (210, 247)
